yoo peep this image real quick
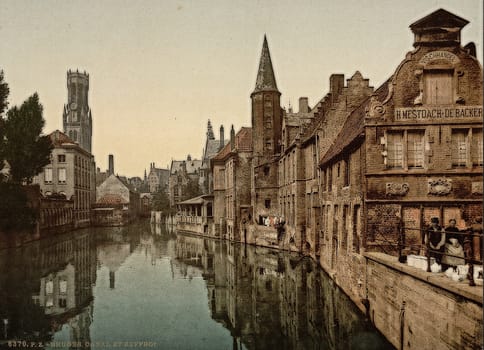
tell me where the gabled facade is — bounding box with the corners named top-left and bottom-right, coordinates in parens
top-left (92, 174), bottom-right (140, 226)
top-left (147, 162), bottom-right (169, 193)
top-left (169, 155), bottom-right (203, 206)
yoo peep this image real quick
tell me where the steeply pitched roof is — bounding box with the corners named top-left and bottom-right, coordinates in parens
top-left (253, 36), bottom-right (279, 94)
top-left (170, 159), bottom-right (202, 175)
top-left (204, 139), bottom-right (228, 160)
top-left (213, 127), bottom-right (252, 161)
top-left (320, 78), bottom-right (391, 166)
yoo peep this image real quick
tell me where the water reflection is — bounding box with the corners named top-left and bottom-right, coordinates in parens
top-left (174, 233), bottom-right (393, 350)
top-left (0, 221), bottom-right (392, 349)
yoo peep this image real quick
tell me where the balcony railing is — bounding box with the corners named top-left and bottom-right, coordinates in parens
top-left (372, 223), bottom-right (482, 286)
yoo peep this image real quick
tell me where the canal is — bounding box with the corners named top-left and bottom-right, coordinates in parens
top-left (0, 220), bottom-right (394, 349)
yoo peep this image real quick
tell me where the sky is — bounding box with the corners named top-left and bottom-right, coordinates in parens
top-left (0, 0), bottom-right (482, 178)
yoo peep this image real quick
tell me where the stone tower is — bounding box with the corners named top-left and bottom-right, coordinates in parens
top-left (251, 35), bottom-right (282, 159)
top-left (63, 70), bottom-right (92, 153)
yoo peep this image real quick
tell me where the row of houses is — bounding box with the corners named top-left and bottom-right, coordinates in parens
top-left (174, 9), bottom-right (483, 349)
top-left (180, 8), bottom-right (483, 258)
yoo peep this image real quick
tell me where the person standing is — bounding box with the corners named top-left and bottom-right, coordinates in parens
top-left (445, 219), bottom-right (461, 244)
top-left (425, 217), bottom-right (446, 264)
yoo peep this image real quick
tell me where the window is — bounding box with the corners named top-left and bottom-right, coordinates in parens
top-left (387, 130), bottom-right (425, 169)
top-left (327, 166), bottom-right (332, 192)
top-left (424, 70), bottom-right (453, 105)
top-left (342, 205), bottom-right (348, 249)
top-left (58, 154), bottom-right (66, 163)
top-left (58, 168), bottom-right (66, 184)
top-left (452, 129), bottom-right (468, 167)
top-left (471, 129), bottom-right (483, 166)
top-left (265, 199), bottom-right (271, 209)
top-left (263, 165), bottom-right (270, 176)
top-left (58, 298), bottom-right (67, 308)
top-left (59, 280), bottom-right (67, 294)
top-left (44, 168), bottom-right (53, 183)
top-left (407, 131), bottom-right (424, 168)
top-left (265, 138), bottom-right (272, 150)
top-left (387, 132), bottom-right (404, 168)
top-left (344, 157), bottom-right (350, 186)
top-left (452, 128), bottom-right (483, 167)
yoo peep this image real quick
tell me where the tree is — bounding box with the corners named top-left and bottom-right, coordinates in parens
top-left (0, 183), bottom-right (37, 231)
top-left (0, 70), bottom-right (8, 117)
top-left (152, 186), bottom-right (175, 215)
top-left (4, 93), bottom-right (53, 184)
top-left (181, 177), bottom-right (202, 201)
top-left (0, 70), bottom-right (9, 176)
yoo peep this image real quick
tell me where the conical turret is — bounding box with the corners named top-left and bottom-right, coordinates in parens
top-left (252, 35), bottom-right (279, 95)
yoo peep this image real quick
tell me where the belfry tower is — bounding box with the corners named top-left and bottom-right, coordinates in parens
top-left (251, 35), bottom-right (282, 159)
top-left (63, 70), bottom-right (92, 153)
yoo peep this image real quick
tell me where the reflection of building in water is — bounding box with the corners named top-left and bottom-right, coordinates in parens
top-left (0, 231), bottom-right (97, 345)
top-left (35, 263), bottom-right (75, 314)
top-left (33, 232), bottom-right (96, 312)
top-left (97, 240), bottom-right (131, 289)
top-left (174, 233), bottom-right (391, 350)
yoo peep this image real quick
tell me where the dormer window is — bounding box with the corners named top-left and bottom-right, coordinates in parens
top-left (423, 69), bottom-right (453, 105)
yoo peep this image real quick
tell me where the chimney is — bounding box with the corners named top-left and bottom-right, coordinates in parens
top-left (329, 74), bottom-right (345, 98)
top-left (230, 125), bottom-right (235, 151)
top-left (108, 154), bottom-right (114, 175)
top-left (219, 125), bottom-right (225, 150)
top-left (298, 97), bottom-right (309, 113)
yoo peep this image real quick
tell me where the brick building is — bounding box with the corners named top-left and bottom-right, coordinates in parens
top-left (317, 8), bottom-right (482, 262)
top-left (205, 8), bottom-right (482, 349)
top-left (211, 126), bottom-right (252, 240)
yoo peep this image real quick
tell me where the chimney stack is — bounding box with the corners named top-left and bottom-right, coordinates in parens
top-left (298, 97), bottom-right (309, 113)
top-left (220, 125), bottom-right (225, 150)
top-left (108, 154), bottom-right (114, 175)
top-left (329, 74), bottom-right (345, 101)
top-left (230, 125), bottom-right (235, 151)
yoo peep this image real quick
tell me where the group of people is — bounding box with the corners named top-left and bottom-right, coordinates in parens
top-left (260, 215), bottom-right (285, 228)
top-left (426, 217), bottom-right (482, 268)
top-left (258, 215), bottom-right (286, 241)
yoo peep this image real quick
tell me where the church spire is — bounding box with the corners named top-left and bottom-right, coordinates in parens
top-left (206, 119), bottom-right (215, 140)
top-left (252, 35), bottom-right (279, 94)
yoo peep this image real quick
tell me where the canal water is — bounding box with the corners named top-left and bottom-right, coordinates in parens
top-left (0, 220), bottom-right (394, 350)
